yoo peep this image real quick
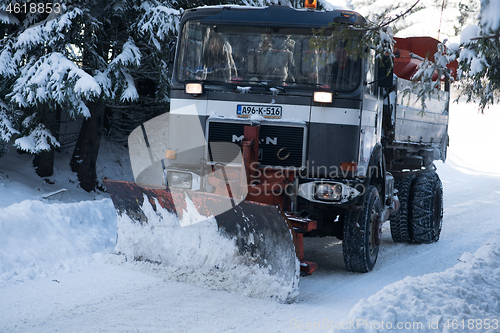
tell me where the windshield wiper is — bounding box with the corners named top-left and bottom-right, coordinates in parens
top-left (194, 80), bottom-right (242, 91)
top-left (285, 81), bottom-right (329, 88)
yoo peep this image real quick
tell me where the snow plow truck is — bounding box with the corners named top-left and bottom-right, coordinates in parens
top-left (104, 4), bottom-right (450, 301)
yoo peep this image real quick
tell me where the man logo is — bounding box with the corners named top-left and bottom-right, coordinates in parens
top-left (232, 135), bottom-right (244, 143)
top-left (232, 135), bottom-right (278, 145)
top-left (264, 137), bottom-right (277, 145)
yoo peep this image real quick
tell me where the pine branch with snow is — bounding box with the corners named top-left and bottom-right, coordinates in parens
top-left (106, 38), bottom-right (142, 103)
top-left (445, 0), bottom-right (500, 111)
top-left (0, 100), bottom-right (20, 143)
top-left (14, 123), bottom-right (60, 154)
top-left (14, 8), bottom-right (83, 51)
top-left (9, 52), bottom-right (101, 118)
top-left (403, 41), bottom-right (457, 112)
top-left (135, 1), bottom-right (181, 52)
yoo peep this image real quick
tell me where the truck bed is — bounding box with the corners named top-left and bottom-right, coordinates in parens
top-left (393, 77), bottom-right (449, 146)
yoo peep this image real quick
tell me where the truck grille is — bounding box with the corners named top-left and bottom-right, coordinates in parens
top-left (207, 121), bottom-right (305, 168)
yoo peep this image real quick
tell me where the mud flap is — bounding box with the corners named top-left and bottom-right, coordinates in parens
top-left (104, 179), bottom-right (299, 302)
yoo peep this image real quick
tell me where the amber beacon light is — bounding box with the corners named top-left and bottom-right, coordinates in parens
top-left (304, 0), bottom-right (316, 9)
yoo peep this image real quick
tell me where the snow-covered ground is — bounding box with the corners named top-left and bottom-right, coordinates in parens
top-left (1, 101), bottom-right (500, 332)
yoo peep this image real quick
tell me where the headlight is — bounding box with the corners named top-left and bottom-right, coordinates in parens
top-left (315, 183), bottom-right (342, 201)
top-left (167, 171), bottom-right (192, 189)
top-left (313, 91), bottom-right (333, 103)
top-left (299, 181), bottom-right (361, 204)
top-left (185, 83), bottom-right (203, 95)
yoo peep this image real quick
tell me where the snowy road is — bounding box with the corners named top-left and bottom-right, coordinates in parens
top-left (1, 103), bottom-right (500, 332)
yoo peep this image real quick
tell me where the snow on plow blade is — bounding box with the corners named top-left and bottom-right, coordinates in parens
top-left (104, 179), bottom-right (300, 302)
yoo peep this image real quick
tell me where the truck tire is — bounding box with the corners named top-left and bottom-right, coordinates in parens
top-left (390, 174), bottom-right (416, 242)
top-left (343, 186), bottom-right (381, 272)
top-left (409, 172), bottom-right (443, 243)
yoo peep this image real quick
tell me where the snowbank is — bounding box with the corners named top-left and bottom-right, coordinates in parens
top-left (337, 234), bottom-right (500, 332)
top-left (0, 199), bottom-right (116, 282)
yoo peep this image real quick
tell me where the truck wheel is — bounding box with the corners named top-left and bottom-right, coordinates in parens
top-left (409, 172), bottom-right (443, 243)
top-left (390, 174), bottom-right (416, 242)
top-left (343, 186), bottom-right (381, 272)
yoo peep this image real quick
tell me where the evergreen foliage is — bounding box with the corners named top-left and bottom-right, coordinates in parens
top-left (453, 0), bottom-right (500, 111)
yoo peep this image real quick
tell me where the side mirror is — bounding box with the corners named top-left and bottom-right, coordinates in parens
top-left (377, 55), bottom-right (394, 88)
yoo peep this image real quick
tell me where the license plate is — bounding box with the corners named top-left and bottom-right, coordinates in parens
top-left (236, 105), bottom-right (282, 119)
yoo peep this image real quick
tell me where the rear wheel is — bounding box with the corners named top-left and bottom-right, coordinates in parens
top-left (343, 186), bottom-right (381, 272)
top-left (390, 174), bottom-right (416, 242)
top-left (409, 172), bottom-right (443, 243)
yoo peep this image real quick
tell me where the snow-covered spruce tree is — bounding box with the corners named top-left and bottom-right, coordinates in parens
top-left (0, 14), bottom-right (19, 158)
top-left (0, 7), bottom-right (64, 176)
top-left (102, 0), bottom-right (180, 142)
top-left (453, 0), bottom-right (500, 111)
top-left (0, 1), bottom-right (144, 189)
top-left (65, 1), bottom-right (143, 191)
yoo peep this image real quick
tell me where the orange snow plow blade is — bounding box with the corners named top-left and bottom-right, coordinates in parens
top-left (103, 113), bottom-right (309, 301)
top-left (104, 179), bottom-right (300, 302)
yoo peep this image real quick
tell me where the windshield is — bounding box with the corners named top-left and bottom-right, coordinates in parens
top-left (175, 21), bottom-right (361, 92)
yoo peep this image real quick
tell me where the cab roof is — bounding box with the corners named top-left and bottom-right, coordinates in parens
top-left (180, 5), bottom-right (366, 28)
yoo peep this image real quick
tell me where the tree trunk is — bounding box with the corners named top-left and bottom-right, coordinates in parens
top-left (33, 105), bottom-right (58, 177)
top-left (70, 100), bottom-right (105, 192)
top-left (33, 149), bottom-right (55, 178)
